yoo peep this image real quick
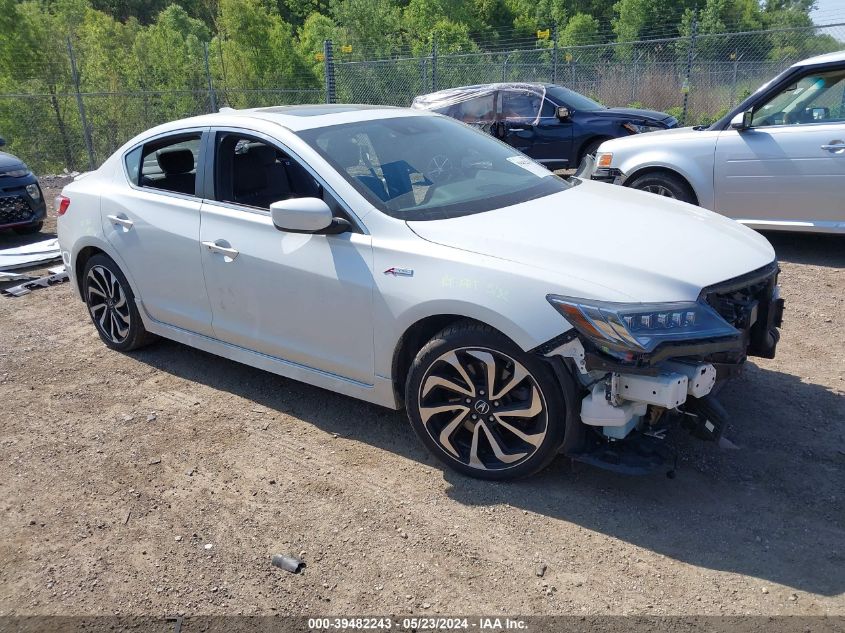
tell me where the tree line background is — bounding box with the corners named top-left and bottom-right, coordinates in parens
top-left (0, 0), bottom-right (841, 173)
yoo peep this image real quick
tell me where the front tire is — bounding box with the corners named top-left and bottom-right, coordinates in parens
top-left (628, 171), bottom-right (696, 204)
top-left (405, 321), bottom-right (572, 480)
top-left (82, 253), bottom-right (156, 352)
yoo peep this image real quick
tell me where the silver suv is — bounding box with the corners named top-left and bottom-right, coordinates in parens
top-left (592, 50), bottom-right (845, 234)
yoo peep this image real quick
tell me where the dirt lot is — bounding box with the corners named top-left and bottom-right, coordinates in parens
top-left (0, 178), bottom-right (843, 618)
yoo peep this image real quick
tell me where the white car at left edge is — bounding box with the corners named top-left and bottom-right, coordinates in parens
top-left (57, 104), bottom-right (784, 480)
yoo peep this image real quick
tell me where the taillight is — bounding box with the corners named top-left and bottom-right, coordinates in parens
top-left (56, 195), bottom-right (70, 216)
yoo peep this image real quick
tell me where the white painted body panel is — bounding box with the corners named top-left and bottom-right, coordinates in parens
top-left (59, 106), bottom-right (778, 411)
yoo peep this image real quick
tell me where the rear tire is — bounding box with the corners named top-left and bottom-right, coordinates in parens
top-left (405, 321), bottom-right (575, 480)
top-left (628, 171), bottom-right (696, 204)
top-left (13, 221), bottom-right (43, 235)
top-left (82, 253), bottom-right (157, 352)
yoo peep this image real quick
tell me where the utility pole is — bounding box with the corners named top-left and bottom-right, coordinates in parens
top-left (552, 21), bottom-right (559, 84)
top-left (203, 41), bottom-right (218, 113)
top-left (681, 15), bottom-right (698, 126)
top-left (431, 36), bottom-right (438, 92)
top-left (324, 39), bottom-right (336, 104)
top-left (67, 36), bottom-right (95, 171)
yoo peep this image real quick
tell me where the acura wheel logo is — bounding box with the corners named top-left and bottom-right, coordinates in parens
top-left (474, 400), bottom-right (490, 415)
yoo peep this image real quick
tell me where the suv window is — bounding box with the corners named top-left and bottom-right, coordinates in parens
top-left (213, 133), bottom-right (327, 211)
top-left (500, 90), bottom-right (542, 119)
top-left (132, 133), bottom-right (201, 196)
top-left (752, 69), bottom-right (845, 126)
top-left (438, 94), bottom-right (495, 124)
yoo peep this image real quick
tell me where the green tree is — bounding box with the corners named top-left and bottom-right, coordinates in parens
top-left (330, 0), bottom-right (403, 59)
top-left (560, 12), bottom-right (599, 47)
top-left (215, 0), bottom-right (317, 107)
top-left (297, 11), bottom-right (336, 75)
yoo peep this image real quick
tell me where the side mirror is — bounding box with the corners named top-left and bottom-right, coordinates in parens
top-left (270, 197), bottom-right (350, 235)
top-left (0, 137), bottom-right (6, 147)
top-left (557, 106), bottom-right (571, 121)
top-left (730, 109), bottom-right (753, 130)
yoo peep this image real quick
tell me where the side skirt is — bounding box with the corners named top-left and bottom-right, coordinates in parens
top-left (137, 301), bottom-right (400, 410)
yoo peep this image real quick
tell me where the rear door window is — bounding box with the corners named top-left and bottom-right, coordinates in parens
top-left (130, 133), bottom-right (202, 196)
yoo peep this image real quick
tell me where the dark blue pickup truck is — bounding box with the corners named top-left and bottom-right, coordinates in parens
top-left (412, 82), bottom-right (677, 171)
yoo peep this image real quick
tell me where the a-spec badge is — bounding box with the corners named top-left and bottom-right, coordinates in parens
top-left (383, 267), bottom-right (414, 277)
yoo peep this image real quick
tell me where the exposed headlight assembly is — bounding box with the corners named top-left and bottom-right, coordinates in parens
top-left (546, 295), bottom-right (739, 353)
top-left (622, 122), bottom-right (663, 134)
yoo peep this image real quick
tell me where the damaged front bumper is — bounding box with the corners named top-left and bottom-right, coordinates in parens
top-left (542, 262), bottom-right (784, 474)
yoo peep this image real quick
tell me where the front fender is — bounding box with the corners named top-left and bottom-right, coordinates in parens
top-left (617, 151), bottom-right (715, 210)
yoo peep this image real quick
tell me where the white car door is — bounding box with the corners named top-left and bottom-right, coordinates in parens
top-left (714, 66), bottom-right (845, 230)
top-left (102, 129), bottom-right (214, 335)
top-left (199, 129), bottom-right (375, 384)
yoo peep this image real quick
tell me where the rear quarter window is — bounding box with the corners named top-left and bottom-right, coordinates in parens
top-left (124, 146), bottom-right (142, 185)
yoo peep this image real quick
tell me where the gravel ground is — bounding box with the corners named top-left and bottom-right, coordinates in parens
top-left (0, 178), bottom-right (843, 617)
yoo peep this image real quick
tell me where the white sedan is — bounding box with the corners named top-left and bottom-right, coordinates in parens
top-left (57, 104), bottom-right (784, 479)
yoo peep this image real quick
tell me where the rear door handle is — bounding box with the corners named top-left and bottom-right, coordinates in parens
top-left (821, 142), bottom-right (845, 152)
top-left (202, 240), bottom-right (239, 260)
top-left (106, 214), bottom-right (134, 229)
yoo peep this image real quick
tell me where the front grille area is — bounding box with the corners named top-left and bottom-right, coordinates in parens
top-left (701, 262), bottom-right (783, 359)
top-left (0, 195), bottom-right (33, 225)
top-left (701, 263), bottom-right (778, 330)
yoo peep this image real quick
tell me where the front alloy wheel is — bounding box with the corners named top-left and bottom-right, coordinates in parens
top-left (406, 322), bottom-right (572, 480)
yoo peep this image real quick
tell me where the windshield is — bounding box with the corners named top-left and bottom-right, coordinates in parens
top-left (297, 115), bottom-right (571, 221)
top-left (545, 85), bottom-right (604, 111)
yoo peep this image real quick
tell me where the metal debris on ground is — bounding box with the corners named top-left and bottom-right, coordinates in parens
top-left (271, 553), bottom-right (305, 574)
top-left (0, 238), bottom-right (62, 271)
top-left (0, 270), bottom-right (37, 282)
top-left (1, 269), bottom-right (68, 297)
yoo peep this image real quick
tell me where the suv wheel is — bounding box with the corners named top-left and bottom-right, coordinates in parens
top-left (82, 253), bottom-right (156, 352)
top-left (405, 322), bottom-right (573, 480)
top-left (628, 171), bottom-right (696, 204)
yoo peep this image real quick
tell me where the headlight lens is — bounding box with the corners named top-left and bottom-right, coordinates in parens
top-left (622, 122), bottom-right (663, 134)
top-left (546, 295), bottom-right (739, 353)
top-left (2, 168), bottom-right (30, 178)
top-left (25, 183), bottom-right (41, 200)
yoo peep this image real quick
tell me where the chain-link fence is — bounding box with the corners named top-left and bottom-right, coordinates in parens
top-left (1, 21), bottom-right (843, 174)
top-left (334, 20), bottom-right (845, 125)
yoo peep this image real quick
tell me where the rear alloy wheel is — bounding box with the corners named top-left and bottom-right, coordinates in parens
top-left (406, 322), bottom-right (570, 480)
top-left (83, 253), bottom-right (156, 352)
top-left (628, 171), bottom-right (696, 204)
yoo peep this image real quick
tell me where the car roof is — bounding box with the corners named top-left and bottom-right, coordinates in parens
top-left (792, 50), bottom-right (845, 67)
top-left (144, 104), bottom-right (435, 137)
top-left (418, 82), bottom-right (546, 98)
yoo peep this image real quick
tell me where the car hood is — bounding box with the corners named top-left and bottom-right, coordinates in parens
top-left (593, 107), bottom-right (675, 124)
top-left (0, 151), bottom-right (26, 172)
top-left (407, 179), bottom-right (775, 303)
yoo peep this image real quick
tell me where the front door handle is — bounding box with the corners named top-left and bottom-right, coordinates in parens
top-left (106, 214), bottom-right (134, 229)
top-left (202, 240), bottom-right (239, 260)
top-left (821, 141), bottom-right (845, 152)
